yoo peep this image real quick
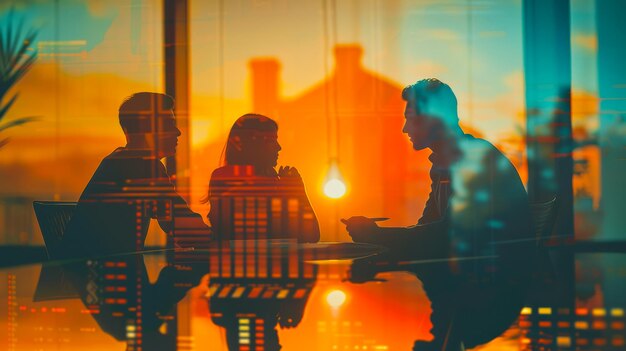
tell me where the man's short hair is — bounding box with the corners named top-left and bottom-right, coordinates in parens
top-left (119, 92), bottom-right (174, 133)
top-left (401, 78), bottom-right (459, 127)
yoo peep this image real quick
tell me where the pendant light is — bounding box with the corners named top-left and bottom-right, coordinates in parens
top-left (323, 159), bottom-right (346, 198)
top-left (322, 0), bottom-right (346, 199)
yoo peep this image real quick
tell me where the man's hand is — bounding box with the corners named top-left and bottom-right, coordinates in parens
top-left (341, 216), bottom-right (379, 243)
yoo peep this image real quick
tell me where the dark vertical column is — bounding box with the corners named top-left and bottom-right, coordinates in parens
top-left (523, 0), bottom-right (575, 304)
top-left (596, 0), bottom-right (626, 308)
top-left (164, 0), bottom-right (191, 200)
top-left (596, 0), bottom-right (626, 242)
top-left (162, 0), bottom-right (190, 347)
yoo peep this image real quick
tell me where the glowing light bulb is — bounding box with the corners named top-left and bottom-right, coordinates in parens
top-left (326, 289), bottom-right (346, 308)
top-left (324, 178), bottom-right (346, 198)
top-left (323, 161), bottom-right (347, 199)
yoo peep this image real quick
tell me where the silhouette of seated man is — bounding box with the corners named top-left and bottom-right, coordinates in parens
top-left (62, 92), bottom-right (211, 257)
top-left (205, 114), bottom-right (320, 243)
top-left (342, 79), bottom-right (534, 350)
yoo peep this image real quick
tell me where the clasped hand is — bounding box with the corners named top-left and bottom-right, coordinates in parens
top-left (278, 165), bottom-right (300, 178)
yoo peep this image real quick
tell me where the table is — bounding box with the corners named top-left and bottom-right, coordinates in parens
top-left (1, 242), bottom-right (625, 350)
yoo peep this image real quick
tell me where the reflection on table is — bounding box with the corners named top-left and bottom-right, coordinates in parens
top-left (3, 245), bottom-right (626, 350)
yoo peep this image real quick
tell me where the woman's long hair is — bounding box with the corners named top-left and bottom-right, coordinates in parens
top-left (203, 114), bottom-right (278, 205)
top-left (220, 113), bottom-right (278, 166)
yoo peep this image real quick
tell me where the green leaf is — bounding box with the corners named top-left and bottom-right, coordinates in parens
top-left (8, 31), bottom-right (36, 73)
top-left (0, 93), bottom-right (19, 120)
top-left (0, 116), bottom-right (37, 133)
top-left (0, 10), bottom-right (39, 148)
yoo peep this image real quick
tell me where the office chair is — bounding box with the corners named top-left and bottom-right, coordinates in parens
top-left (33, 201), bottom-right (76, 259)
top-left (530, 197), bottom-right (559, 282)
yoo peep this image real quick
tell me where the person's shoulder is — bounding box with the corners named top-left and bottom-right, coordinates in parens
top-left (87, 148), bottom-right (126, 178)
top-left (211, 165), bottom-right (234, 179)
top-left (105, 147), bottom-right (143, 160)
top-left (463, 134), bottom-right (494, 148)
top-left (109, 148), bottom-right (160, 160)
top-left (210, 166), bottom-right (241, 188)
top-left (211, 165), bottom-right (258, 179)
top-left (463, 134), bottom-right (524, 180)
top-left (462, 134), bottom-right (506, 158)
top-left (101, 148), bottom-right (158, 168)
top-left (97, 148), bottom-right (169, 183)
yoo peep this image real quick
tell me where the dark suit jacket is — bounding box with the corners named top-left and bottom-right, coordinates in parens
top-left (62, 148), bottom-right (210, 257)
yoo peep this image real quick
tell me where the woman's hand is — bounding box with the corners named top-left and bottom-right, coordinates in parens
top-left (278, 165), bottom-right (300, 178)
top-left (278, 166), bottom-right (305, 188)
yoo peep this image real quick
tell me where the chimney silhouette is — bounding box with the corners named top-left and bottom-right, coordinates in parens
top-left (333, 44), bottom-right (364, 110)
top-left (334, 44), bottom-right (363, 73)
top-left (249, 59), bottom-right (281, 116)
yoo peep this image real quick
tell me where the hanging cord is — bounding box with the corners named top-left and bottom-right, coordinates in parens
top-left (218, 0), bottom-right (225, 134)
top-left (467, 0), bottom-right (474, 124)
top-left (217, 0), bottom-right (226, 166)
top-left (322, 0), bottom-right (332, 163)
top-left (331, 0), bottom-right (340, 164)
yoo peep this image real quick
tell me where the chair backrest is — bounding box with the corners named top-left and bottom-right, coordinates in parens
top-left (33, 201), bottom-right (77, 259)
top-left (530, 197), bottom-right (558, 246)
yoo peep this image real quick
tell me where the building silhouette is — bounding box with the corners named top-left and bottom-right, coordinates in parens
top-left (247, 44), bottom-right (431, 238)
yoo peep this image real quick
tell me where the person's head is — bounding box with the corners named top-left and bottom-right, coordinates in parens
top-left (119, 92), bottom-right (180, 158)
top-left (401, 78), bottom-right (460, 151)
top-left (223, 113), bottom-right (281, 169)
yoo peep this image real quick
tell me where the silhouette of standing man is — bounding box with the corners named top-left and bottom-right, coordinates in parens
top-left (62, 92), bottom-right (211, 257)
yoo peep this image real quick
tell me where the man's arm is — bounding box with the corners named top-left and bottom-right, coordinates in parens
top-left (343, 216), bottom-right (449, 259)
top-left (377, 222), bottom-right (446, 247)
top-left (151, 162), bottom-right (212, 248)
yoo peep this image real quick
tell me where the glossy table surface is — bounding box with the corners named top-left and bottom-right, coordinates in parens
top-left (0, 242), bottom-right (625, 351)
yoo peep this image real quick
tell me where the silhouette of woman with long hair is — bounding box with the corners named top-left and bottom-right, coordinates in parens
top-left (206, 114), bottom-right (320, 242)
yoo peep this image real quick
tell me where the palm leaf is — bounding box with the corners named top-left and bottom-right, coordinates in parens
top-left (0, 53), bottom-right (37, 99)
top-left (0, 9), bottom-right (38, 144)
top-left (0, 31), bottom-right (6, 74)
top-left (6, 30), bottom-right (37, 78)
top-left (0, 116), bottom-right (37, 133)
top-left (0, 13), bottom-right (37, 101)
top-left (0, 93), bottom-right (18, 122)
top-left (2, 14), bottom-right (17, 73)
